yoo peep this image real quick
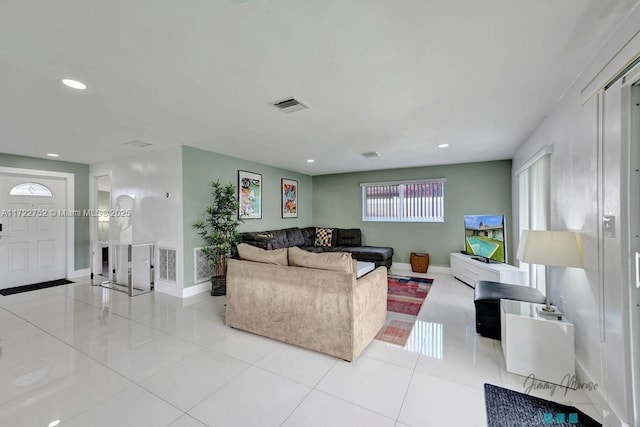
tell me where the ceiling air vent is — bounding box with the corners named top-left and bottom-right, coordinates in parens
top-left (361, 151), bottom-right (381, 158)
top-left (270, 97), bottom-right (310, 113)
top-left (124, 140), bottom-right (152, 148)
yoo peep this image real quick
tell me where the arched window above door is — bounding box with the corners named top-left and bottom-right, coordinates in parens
top-left (9, 182), bottom-right (53, 197)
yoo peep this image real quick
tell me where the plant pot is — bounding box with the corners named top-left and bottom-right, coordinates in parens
top-left (410, 252), bottom-right (429, 273)
top-left (211, 275), bottom-right (227, 296)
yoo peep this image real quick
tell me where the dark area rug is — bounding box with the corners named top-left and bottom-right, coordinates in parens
top-left (0, 279), bottom-right (74, 296)
top-left (484, 384), bottom-right (601, 427)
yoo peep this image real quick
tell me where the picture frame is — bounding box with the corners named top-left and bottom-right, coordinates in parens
top-left (281, 178), bottom-right (298, 218)
top-left (238, 170), bottom-right (262, 219)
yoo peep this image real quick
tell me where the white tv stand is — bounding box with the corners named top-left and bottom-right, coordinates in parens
top-left (450, 253), bottom-right (527, 288)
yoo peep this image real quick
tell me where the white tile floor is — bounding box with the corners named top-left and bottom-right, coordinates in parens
top-left (0, 270), bottom-right (602, 426)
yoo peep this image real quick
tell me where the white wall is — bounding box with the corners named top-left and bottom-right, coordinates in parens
top-left (91, 146), bottom-right (184, 296)
top-left (512, 7), bottom-right (640, 426)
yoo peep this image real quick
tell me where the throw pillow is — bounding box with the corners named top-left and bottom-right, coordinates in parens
top-left (288, 246), bottom-right (354, 273)
top-left (314, 227), bottom-right (333, 247)
top-left (236, 243), bottom-right (288, 266)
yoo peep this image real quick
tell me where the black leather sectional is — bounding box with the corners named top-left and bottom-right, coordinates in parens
top-left (240, 227), bottom-right (394, 269)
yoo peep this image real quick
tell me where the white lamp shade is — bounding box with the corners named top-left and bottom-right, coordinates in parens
top-left (516, 230), bottom-right (583, 268)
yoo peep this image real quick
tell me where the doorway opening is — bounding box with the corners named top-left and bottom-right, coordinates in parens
top-left (92, 175), bottom-right (111, 278)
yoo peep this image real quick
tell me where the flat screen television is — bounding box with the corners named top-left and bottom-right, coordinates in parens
top-left (464, 214), bottom-right (506, 263)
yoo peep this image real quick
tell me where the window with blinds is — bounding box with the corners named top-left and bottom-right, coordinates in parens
top-left (361, 179), bottom-right (445, 222)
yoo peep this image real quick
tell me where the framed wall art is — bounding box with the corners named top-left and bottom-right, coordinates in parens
top-left (238, 170), bottom-right (262, 219)
top-left (281, 178), bottom-right (298, 218)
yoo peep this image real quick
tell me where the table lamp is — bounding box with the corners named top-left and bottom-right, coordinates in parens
top-left (516, 230), bottom-right (583, 317)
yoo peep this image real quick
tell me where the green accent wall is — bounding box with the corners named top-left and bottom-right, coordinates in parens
top-left (182, 146), bottom-right (313, 287)
top-left (0, 153), bottom-right (90, 270)
top-left (312, 160), bottom-right (513, 266)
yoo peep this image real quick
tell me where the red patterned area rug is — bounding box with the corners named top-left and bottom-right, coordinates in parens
top-left (375, 274), bottom-right (433, 346)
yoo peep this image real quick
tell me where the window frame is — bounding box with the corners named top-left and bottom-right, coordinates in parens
top-left (9, 182), bottom-right (54, 197)
top-left (515, 146), bottom-right (551, 292)
top-left (360, 178), bottom-right (446, 223)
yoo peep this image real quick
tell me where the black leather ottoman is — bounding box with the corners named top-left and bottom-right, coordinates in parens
top-left (474, 280), bottom-right (545, 340)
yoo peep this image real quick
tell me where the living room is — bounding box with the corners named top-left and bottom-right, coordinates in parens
top-left (1, 1), bottom-right (640, 426)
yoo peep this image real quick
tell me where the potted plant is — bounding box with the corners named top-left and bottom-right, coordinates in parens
top-left (193, 180), bottom-right (242, 296)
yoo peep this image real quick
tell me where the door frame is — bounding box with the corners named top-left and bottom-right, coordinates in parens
top-left (622, 67), bottom-right (640, 425)
top-left (0, 167), bottom-right (75, 278)
top-left (89, 172), bottom-right (111, 277)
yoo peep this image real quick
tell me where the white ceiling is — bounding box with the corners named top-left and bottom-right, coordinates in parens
top-left (0, 0), bottom-right (637, 175)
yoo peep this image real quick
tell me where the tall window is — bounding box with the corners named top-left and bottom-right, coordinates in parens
top-left (516, 147), bottom-right (551, 292)
top-left (361, 179), bottom-right (445, 222)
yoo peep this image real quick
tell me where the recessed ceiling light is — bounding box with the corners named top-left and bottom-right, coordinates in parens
top-left (437, 143), bottom-right (449, 148)
top-left (306, 159), bottom-right (315, 163)
top-left (61, 79), bottom-right (87, 90)
top-left (48, 420), bottom-right (61, 427)
top-left (46, 153), bottom-right (60, 157)
top-left (361, 151), bottom-right (381, 158)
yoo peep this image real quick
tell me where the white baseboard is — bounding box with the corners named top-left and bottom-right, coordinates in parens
top-left (575, 359), bottom-right (606, 409)
top-left (153, 281), bottom-right (211, 299)
top-left (154, 282), bottom-right (182, 298)
top-left (69, 268), bottom-right (90, 279)
top-left (392, 262), bottom-right (451, 275)
top-left (182, 281), bottom-right (210, 298)
top-left (574, 359), bottom-right (633, 425)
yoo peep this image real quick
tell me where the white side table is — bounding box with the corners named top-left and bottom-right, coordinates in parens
top-left (356, 261), bottom-right (375, 278)
top-left (500, 299), bottom-right (575, 386)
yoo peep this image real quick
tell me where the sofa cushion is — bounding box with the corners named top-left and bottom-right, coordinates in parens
top-left (269, 229), bottom-right (291, 249)
top-left (336, 229), bottom-right (362, 247)
top-left (241, 231), bottom-right (275, 242)
top-left (301, 227), bottom-right (316, 246)
top-left (300, 246), bottom-right (325, 253)
top-left (301, 246), bottom-right (346, 253)
top-left (237, 243), bottom-right (288, 266)
top-left (315, 227), bottom-right (334, 247)
top-left (284, 227), bottom-right (305, 247)
top-left (288, 246), bottom-right (353, 273)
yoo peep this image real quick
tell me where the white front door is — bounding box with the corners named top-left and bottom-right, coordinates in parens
top-left (0, 175), bottom-right (66, 288)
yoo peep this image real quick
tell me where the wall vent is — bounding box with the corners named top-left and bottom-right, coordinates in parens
top-left (361, 151), bottom-right (381, 158)
top-left (194, 247), bottom-right (213, 283)
top-left (158, 247), bottom-right (177, 283)
top-left (270, 97), bottom-right (310, 113)
top-left (124, 140), bottom-right (153, 148)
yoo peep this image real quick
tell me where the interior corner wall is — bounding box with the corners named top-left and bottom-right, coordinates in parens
top-left (0, 153), bottom-right (90, 270)
top-left (512, 7), bottom-right (640, 424)
top-left (181, 145), bottom-right (313, 288)
top-left (91, 146), bottom-right (184, 295)
top-left (311, 160), bottom-right (513, 266)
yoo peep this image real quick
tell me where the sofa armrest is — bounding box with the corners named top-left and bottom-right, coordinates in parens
top-left (352, 267), bottom-right (387, 358)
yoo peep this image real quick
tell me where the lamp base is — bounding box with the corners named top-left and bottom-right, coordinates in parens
top-left (537, 305), bottom-right (563, 319)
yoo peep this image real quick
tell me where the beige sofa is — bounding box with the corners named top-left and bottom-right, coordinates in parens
top-left (225, 257), bottom-right (388, 361)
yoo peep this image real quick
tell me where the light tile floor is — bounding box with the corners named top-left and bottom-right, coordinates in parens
top-left (0, 270), bottom-right (602, 426)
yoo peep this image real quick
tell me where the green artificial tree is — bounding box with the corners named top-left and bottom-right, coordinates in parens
top-left (193, 180), bottom-right (242, 295)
